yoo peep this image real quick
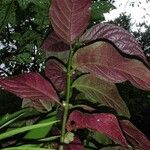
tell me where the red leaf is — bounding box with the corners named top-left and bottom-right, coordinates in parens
top-left (50, 0), bottom-right (91, 44)
top-left (120, 120), bottom-right (150, 150)
top-left (80, 23), bottom-right (147, 63)
top-left (45, 59), bottom-right (66, 92)
top-left (73, 41), bottom-right (150, 91)
top-left (65, 137), bottom-right (84, 150)
top-left (67, 111), bottom-right (128, 147)
top-left (42, 32), bottom-right (69, 52)
top-left (0, 72), bottom-right (59, 103)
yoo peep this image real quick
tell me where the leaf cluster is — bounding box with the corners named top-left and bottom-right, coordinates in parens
top-left (0, 0), bottom-right (150, 150)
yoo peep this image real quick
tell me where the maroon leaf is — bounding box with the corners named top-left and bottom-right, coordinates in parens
top-left (42, 32), bottom-right (69, 52)
top-left (73, 41), bottom-right (150, 91)
top-left (80, 23), bottom-right (147, 63)
top-left (0, 72), bottom-right (59, 103)
top-left (45, 59), bottom-right (66, 92)
top-left (67, 111), bottom-right (128, 147)
top-left (65, 137), bottom-right (84, 150)
top-left (50, 0), bottom-right (91, 44)
top-left (120, 120), bottom-right (150, 150)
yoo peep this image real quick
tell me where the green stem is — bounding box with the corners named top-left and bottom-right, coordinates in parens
top-left (59, 45), bottom-right (74, 150)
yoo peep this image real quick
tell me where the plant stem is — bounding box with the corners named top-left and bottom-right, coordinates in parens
top-left (59, 45), bottom-right (74, 150)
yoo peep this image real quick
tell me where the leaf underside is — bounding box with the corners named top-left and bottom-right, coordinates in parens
top-left (0, 72), bottom-right (59, 103)
top-left (73, 74), bottom-right (130, 117)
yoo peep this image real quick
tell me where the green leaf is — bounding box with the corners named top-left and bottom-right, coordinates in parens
top-left (0, 1), bottom-right (16, 31)
top-left (39, 135), bottom-right (60, 142)
top-left (0, 108), bottom-right (30, 129)
top-left (73, 74), bottom-right (130, 117)
top-left (91, 1), bottom-right (116, 22)
top-left (90, 131), bottom-right (112, 145)
top-left (0, 120), bottom-right (59, 140)
top-left (24, 112), bottom-right (57, 139)
top-left (16, 53), bottom-right (32, 63)
top-left (2, 146), bottom-right (54, 150)
top-left (31, 0), bottom-right (51, 8)
top-left (0, 113), bottom-right (24, 130)
top-left (18, 0), bottom-right (30, 9)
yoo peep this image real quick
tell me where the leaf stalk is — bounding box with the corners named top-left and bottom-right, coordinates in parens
top-left (59, 45), bottom-right (74, 150)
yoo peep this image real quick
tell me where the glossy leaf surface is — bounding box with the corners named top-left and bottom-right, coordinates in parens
top-left (80, 23), bottom-right (147, 62)
top-left (50, 0), bottom-right (91, 43)
top-left (73, 74), bottom-right (130, 117)
top-left (0, 72), bottom-right (59, 102)
top-left (73, 41), bottom-right (150, 91)
top-left (42, 32), bottom-right (69, 52)
top-left (45, 59), bottom-right (66, 92)
top-left (120, 120), bottom-right (150, 150)
top-left (67, 111), bottom-right (128, 147)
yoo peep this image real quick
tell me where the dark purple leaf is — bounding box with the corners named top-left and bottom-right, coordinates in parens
top-left (120, 120), bottom-right (150, 150)
top-left (0, 72), bottom-right (59, 103)
top-left (42, 32), bottom-right (69, 52)
top-left (67, 111), bottom-right (128, 147)
top-left (80, 23), bottom-right (147, 63)
top-left (50, 0), bottom-right (91, 43)
top-left (65, 137), bottom-right (84, 150)
top-left (73, 41), bottom-right (150, 91)
top-left (45, 59), bottom-right (66, 92)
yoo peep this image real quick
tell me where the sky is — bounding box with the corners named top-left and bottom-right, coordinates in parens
top-left (105, 0), bottom-right (150, 30)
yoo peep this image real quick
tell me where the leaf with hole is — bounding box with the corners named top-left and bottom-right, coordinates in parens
top-left (67, 111), bottom-right (128, 147)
